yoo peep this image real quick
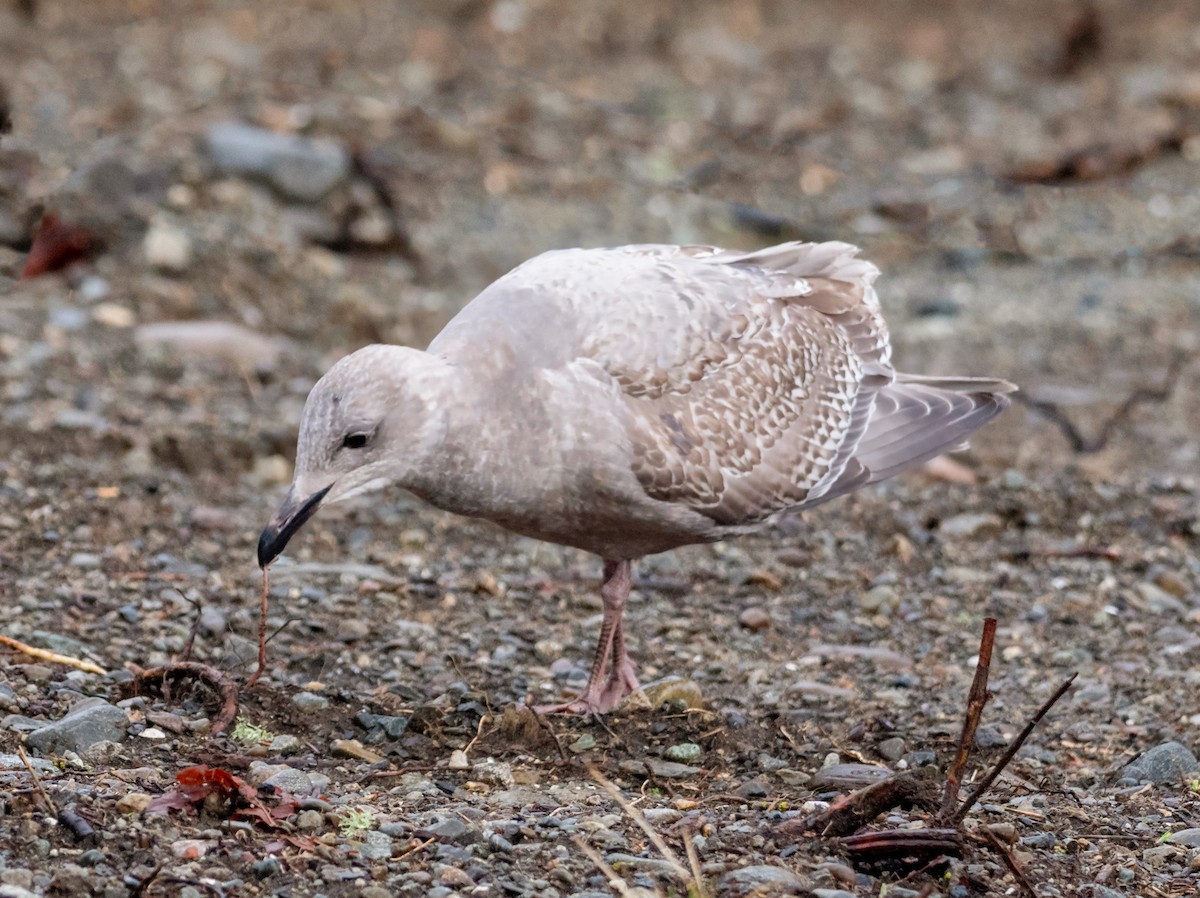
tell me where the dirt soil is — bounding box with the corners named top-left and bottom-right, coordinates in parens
top-left (2, 1), bottom-right (1200, 896)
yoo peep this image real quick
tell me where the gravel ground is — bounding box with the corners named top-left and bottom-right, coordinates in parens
top-left (2, 2), bottom-right (1200, 896)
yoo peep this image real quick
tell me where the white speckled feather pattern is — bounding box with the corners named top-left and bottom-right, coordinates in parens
top-left (264, 239), bottom-right (1016, 713)
top-left (413, 241), bottom-right (1013, 559)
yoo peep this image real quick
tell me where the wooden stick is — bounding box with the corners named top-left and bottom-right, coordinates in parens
top-left (586, 764), bottom-right (690, 883)
top-left (16, 745), bottom-right (56, 815)
top-left (778, 768), bottom-right (938, 838)
top-left (938, 618), bottom-right (996, 822)
top-left (982, 826), bottom-right (1038, 898)
top-left (571, 835), bottom-right (635, 898)
top-left (952, 672), bottom-right (1077, 825)
top-left (246, 567), bottom-right (270, 688)
top-left (0, 635), bottom-right (105, 674)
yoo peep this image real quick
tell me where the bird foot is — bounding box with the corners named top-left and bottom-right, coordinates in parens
top-left (534, 660), bottom-right (640, 715)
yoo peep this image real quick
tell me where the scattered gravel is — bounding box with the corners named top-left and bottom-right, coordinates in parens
top-left (2, 2), bottom-right (1200, 897)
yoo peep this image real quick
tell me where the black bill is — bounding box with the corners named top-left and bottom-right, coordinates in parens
top-left (257, 484), bottom-right (332, 568)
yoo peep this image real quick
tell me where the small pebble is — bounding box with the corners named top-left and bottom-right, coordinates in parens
top-left (569, 734), bottom-right (596, 753)
top-left (738, 607), bottom-right (771, 630)
top-left (664, 742), bottom-right (702, 763)
top-left (291, 692), bottom-right (330, 712)
top-left (877, 736), bottom-right (905, 761)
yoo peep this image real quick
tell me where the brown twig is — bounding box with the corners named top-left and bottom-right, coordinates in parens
top-left (777, 768), bottom-right (939, 838)
top-left (951, 672), bottom-right (1077, 825)
top-left (245, 567), bottom-right (270, 688)
top-left (120, 662), bottom-right (239, 735)
top-left (586, 763), bottom-right (692, 884)
top-left (179, 591), bottom-right (203, 664)
top-left (842, 828), bottom-right (963, 863)
top-left (1015, 352), bottom-right (1185, 453)
top-left (527, 705), bottom-right (569, 763)
top-left (16, 746), bottom-right (56, 816)
top-left (394, 836), bottom-right (435, 862)
top-left (128, 863), bottom-right (163, 898)
top-left (981, 827), bottom-right (1038, 898)
top-left (572, 835), bottom-right (635, 898)
top-left (938, 618), bottom-right (996, 823)
top-left (0, 634), bottom-right (106, 674)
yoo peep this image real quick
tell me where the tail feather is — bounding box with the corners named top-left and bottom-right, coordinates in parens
top-left (853, 377), bottom-right (1014, 484)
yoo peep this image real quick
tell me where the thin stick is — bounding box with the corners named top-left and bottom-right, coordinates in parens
top-left (571, 835), bottom-right (634, 898)
top-left (16, 746), bottom-right (56, 815)
top-left (527, 705), bottom-right (569, 763)
top-left (952, 672), bottom-right (1077, 824)
top-left (586, 764), bottom-right (690, 883)
top-left (982, 827), bottom-right (1038, 898)
top-left (394, 836), bottom-right (435, 862)
top-left (128, 863), bottom-right (164, 898)
top-left (0, 635), bottom-right (105, 674)
top-left (681, 824), bottom-right (704, 892)
top-left (246, 567), bottom-right (270, 688)
top-left (179, 592), bottom-right (203, 664)
top-left (1014, 351), bottom-right (1185, 453)
top-left (938, 618), bottom-right (996, 822)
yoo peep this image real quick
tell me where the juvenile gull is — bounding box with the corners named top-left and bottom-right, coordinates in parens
top-left (258, 241), bottom-right (1015, 713)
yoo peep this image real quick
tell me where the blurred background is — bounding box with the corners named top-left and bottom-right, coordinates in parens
top-left (2, 0), bottom-right (1199, 497)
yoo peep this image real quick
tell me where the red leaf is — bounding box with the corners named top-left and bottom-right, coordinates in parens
top-left (145, 790), bottom-right (203, 816)
top-left (21, 213), bottom-right (94, 279)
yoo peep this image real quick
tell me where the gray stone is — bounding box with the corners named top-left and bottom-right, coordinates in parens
top-left (25, 701), bottom-right (128, 754)
top-left (142, 220), bottom-right (192, 273)
top-left (352, 830), bottom-right (393, 860)
top-left (1137, 581), bottom-right (1186, 615)
top-left (1165, 827), bottom-right (1200, 847)
top-left (1, 715), bottom-right (43, 733)
top-left (618, 758), bottom-right (701, 778)
top-left (0, 753), bottom-right (56, 772)
top-left (604, 853), bottom-right (681, 877)
top-left (664, 742), bottom-right (702, 763)
top-left (268, 735), bottom-right (302, 754)
top-left (204, 122), bottom-right (350, 202)
top-left (291, 691), bottom-right (329, 711)
top-left (877, 737), bottom-right (905, 761)
top-left (809, 763), bottom-right (891, 790)
top-left (860, 584), bottom-right (898, 614)
top-left (295, 810), bottom-right (324, 830)
top-left (718, 864), bottom-right (808, 896)
top-left (419, 817), bottom-right (479, 844)
top-left (470, 759), bottom-right (514, 787)
top-left (1122, 741), bottom-right (1200, 784)
top-left (569, 734), bottom-right (596, 753)
top-left (1142, 844), bottom-right (1182, 866)
top-left (813, 891), bottom-right (855, 898)
top-left (262, 767), bottom-right (313, 795)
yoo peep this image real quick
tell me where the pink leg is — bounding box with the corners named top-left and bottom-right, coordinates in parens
top-left (536, 559), bottom-right (640, 714)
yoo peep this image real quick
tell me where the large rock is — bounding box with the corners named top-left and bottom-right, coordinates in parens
top-left (1121, 741), bottom-right (1200, 785)
top-left (25, 700), bottom-right (128, 754)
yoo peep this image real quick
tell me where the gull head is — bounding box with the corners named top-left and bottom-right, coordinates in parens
top-left (257, 344), bottom-right (441, 568)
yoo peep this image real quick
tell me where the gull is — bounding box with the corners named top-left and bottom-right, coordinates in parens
top-left (258, 241), bottom-right (1014, 713)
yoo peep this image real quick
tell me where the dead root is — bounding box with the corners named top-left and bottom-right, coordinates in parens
top-left (119, 662), bottom-right (239, 735)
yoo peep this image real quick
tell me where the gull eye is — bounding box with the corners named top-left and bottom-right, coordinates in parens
top-left (341, 432), bottom-right (370, 450)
